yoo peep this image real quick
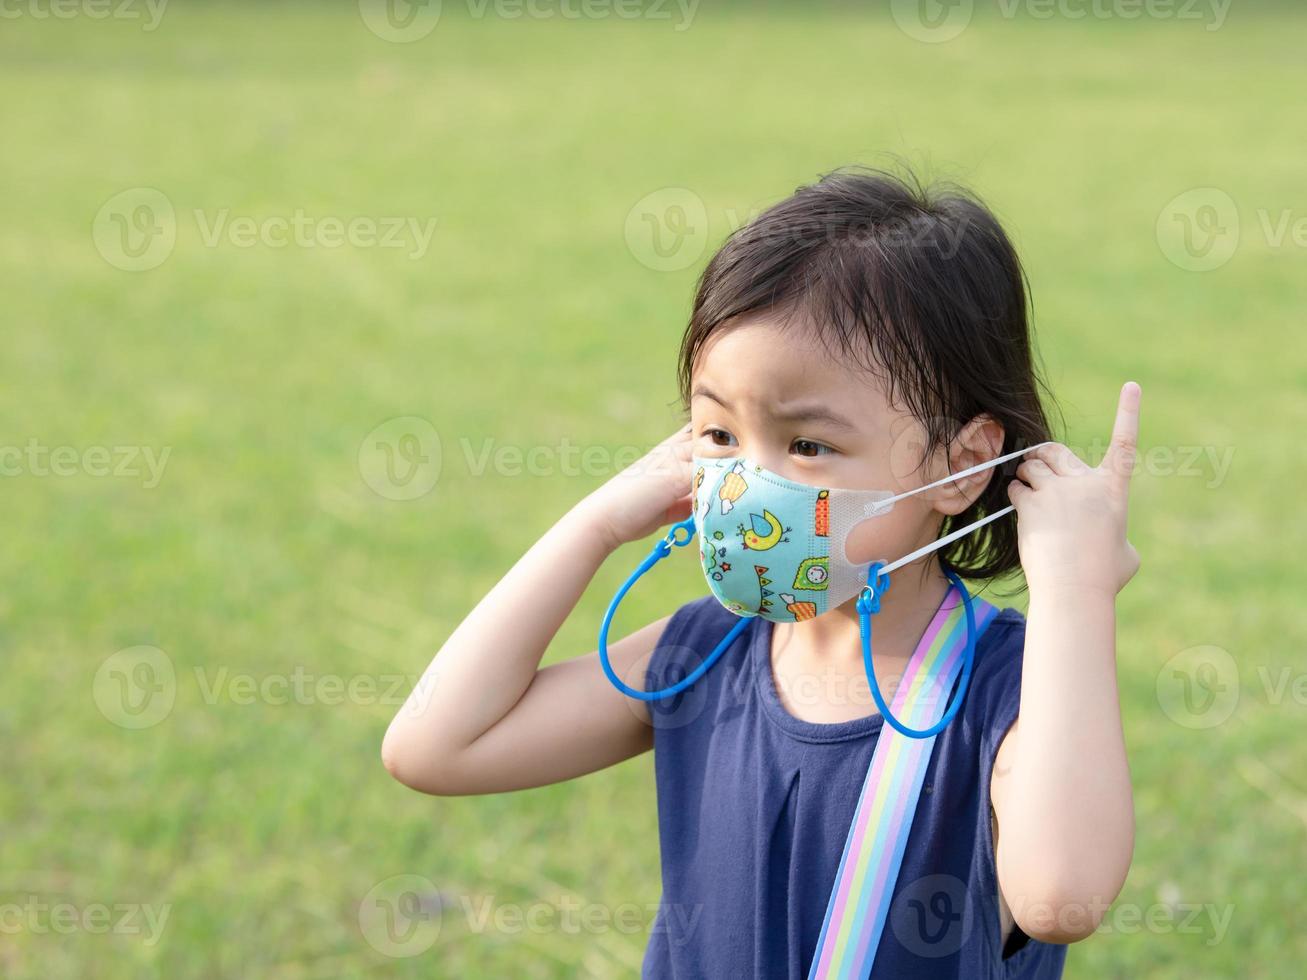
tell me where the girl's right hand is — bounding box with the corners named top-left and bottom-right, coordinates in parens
top-left (578, 425), bottom-right (695, 551)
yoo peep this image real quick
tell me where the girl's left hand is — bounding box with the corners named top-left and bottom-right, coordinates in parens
top-left (1007, 382), bottom-right (1143, 597)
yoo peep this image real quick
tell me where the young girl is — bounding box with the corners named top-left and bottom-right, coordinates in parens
top-left (382, 169), bottom-right (1139, 978)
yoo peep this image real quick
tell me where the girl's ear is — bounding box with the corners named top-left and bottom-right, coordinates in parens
top-left (931, 415), bottom-right (1007, 517)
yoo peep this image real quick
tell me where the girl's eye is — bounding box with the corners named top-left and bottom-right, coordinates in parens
top-left (791, 439), bottom-right (834, 458)
top-left (704, 428), bottom-right (737, 448)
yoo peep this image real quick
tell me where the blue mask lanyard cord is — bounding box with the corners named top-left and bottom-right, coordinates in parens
top-left (857, 561), bottom-right (978, 739)
top-left (598, 516), bottom-right (753, 701)
top-left (599, 520), bottom-right (978, 730)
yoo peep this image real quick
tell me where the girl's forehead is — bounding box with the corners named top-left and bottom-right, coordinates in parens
top-left (691, 317), bottom-right (894, 414)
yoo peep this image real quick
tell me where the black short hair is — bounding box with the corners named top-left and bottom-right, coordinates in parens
top-left (677, 166), bottom-right (1062, 587)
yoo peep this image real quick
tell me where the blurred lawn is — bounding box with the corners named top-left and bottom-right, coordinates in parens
top-left (1, 1), bottom-right (1303, 977)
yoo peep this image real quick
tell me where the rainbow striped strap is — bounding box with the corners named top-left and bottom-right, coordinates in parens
top-left (808, 586), bottom-right (999, 979)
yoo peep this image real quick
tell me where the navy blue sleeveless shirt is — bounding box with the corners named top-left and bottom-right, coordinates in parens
top-left (641, 596), bottom-right (1067, 979)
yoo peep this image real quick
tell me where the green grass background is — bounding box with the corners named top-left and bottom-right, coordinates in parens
top-left (1, 1), bottom-right (1303, 976)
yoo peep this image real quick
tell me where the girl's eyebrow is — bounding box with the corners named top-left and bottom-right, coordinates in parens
top-left (690, 384), bottom-right (728, 407)
top-left (769, 400), bottom-right (857, 430)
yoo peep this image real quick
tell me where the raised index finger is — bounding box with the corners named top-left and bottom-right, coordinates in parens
top-left (1102, 381), bottom-right (1142, 489)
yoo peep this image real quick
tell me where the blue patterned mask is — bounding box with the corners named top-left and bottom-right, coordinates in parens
top-left (692, 443), bottom-right (1049, 623)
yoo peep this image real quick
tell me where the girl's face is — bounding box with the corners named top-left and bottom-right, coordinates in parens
top-left (689, 316), bottom-right (986, 567)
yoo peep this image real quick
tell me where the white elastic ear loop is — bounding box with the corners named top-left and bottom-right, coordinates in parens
top-left (876, 440), bottom-right (1053, 576)
top-left (881, 505), bottom-right (1012, 576)
top-left (868, 440), bottom-right (1055, 516)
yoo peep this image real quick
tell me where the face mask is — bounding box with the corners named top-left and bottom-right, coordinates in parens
top-left (691, 441), bottom-right (1051, 623)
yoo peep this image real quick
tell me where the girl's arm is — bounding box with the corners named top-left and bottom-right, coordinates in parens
top-left (381, 428), bottom-right (695, 796)
top-left (990, 382), bottom-right (1142, 943)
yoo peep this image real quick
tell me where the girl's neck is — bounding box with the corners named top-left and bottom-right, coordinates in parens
top-left (775, 560), bottom-right (954, 664)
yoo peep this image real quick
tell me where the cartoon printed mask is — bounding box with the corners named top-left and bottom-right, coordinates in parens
top-left (691, 443), bottom-right (1050, 623)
